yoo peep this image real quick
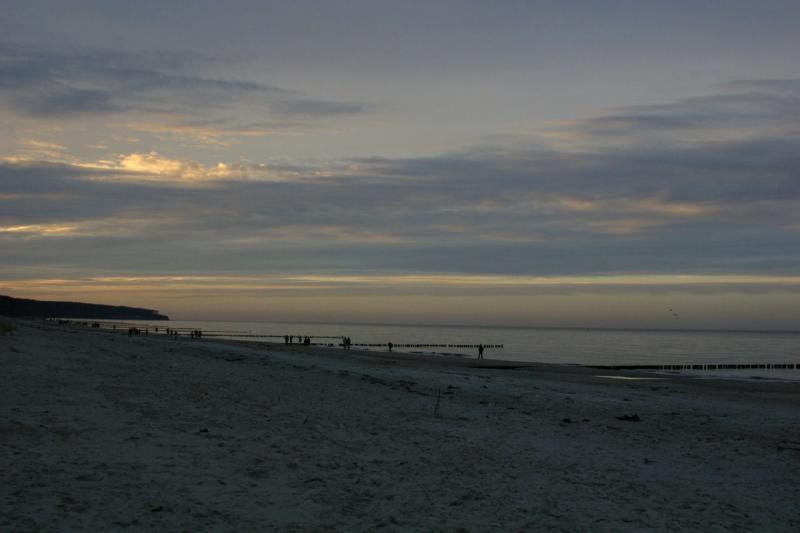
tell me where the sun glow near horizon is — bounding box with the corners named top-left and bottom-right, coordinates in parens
top-left (3, 273), bottom-right (799, 331)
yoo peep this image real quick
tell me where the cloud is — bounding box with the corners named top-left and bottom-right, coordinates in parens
top-left (0, 41), bottom-right (280, 116)
top-left (4, 273), bottom-right (800, 298)
top-left (722, 79), bottom-right (800, 95)
top-left (549, 80), bottom-right (800, 149)
top-left (0, 151), bottom-right (273, 183)
top-left (111, 152), bottom-right (262, 181)
top-left (272, 99), bottom-right (371, 117)
top-left (126, 121), bottom-right (298, 146)
top-left (0, 223), bottom-right (79, 236)
top-left (15, 138), bottom-right (67, 159)
top-left (1, 79), bottom-right (799, 284)
top-left (0, 41), bottom-right (371, 123)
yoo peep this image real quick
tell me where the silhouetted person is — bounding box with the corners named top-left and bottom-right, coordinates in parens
top-left (388, 342), bottom-right (393, 352)
top-left (284, 335), bottom-right (289, 344)
top-left (478, 344), bottom-right (484, 360)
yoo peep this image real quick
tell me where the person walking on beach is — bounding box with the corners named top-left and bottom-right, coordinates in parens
top-left (478, 344), bottom-right (484, 360)
top-left (388, 342), bottom-right (393, 352)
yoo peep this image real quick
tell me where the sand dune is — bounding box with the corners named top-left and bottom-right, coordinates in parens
top-left (2, 318), bottom-right (799, 531)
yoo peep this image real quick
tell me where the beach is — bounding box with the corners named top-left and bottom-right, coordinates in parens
top-left (2, 318), bottom-right (800, 531)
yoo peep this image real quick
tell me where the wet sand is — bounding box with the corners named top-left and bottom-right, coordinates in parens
top-left (2, 318), bottom-right (799, 531)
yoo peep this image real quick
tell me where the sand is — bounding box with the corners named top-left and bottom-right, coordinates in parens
top-left (2, 318), bottom-right (800, 531)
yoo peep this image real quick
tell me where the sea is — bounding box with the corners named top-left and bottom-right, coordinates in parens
top-left (92, 319), bottom-right (800, 380)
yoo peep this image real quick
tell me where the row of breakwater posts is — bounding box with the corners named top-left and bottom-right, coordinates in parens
top-left (202, 334), bottom-right (504, 352)
top-left (198, 333), bottom-right (505, 350)
top-left (352, 343), bottom-right (504, 349)
top-left (593, 363), bottom-right (800, 371)
top-left (201, 334), bottom-right (342, 340)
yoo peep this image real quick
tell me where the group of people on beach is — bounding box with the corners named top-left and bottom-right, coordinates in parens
top-left (160, 328), bottom-right (202, 339)
top-left (284, 335), bottom-right (311, 345)
top-left (120, 325), bottom-right (204, 339)
top-left (342, 337), bottom-right (352, 349)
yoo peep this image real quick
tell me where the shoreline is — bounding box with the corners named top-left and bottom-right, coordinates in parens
top-left (155, 331), bottom-right (800, 393)
top-left (69, 317), bottom-right (800, 376)
top-left (2, 317), bottom-right (800, 530)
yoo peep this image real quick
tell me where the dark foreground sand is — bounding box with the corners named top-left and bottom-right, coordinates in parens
top-left (2, 318), bottom-right (800, 531)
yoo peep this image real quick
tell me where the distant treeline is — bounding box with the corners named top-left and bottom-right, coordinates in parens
top-left (0, 295), bottom-right (169, 320)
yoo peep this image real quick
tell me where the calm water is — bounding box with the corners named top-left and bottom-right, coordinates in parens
top-left (96, 319), bottom-right (800, 371)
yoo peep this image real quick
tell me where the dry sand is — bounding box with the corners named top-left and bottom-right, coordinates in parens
top-left (2, 318), bottom-right (800, 531)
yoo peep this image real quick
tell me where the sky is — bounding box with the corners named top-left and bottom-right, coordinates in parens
top-left (2, 1), bottom-right (799, 330)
